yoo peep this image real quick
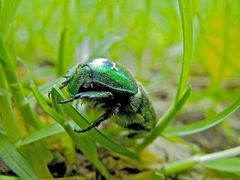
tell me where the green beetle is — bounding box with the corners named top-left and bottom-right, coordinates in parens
top-left (59, 58), bottom-right (156, 134)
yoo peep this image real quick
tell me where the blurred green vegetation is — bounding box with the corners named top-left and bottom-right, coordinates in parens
top-left (2, 0), bottom-right (239, 98)
top-left (0, 0), bottom-right (240, 179)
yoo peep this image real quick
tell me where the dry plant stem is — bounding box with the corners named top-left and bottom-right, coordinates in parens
top-left (164, 146), bottom-right (240, 175)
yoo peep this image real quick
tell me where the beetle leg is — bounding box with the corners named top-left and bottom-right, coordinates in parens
top-left (127, 132), bottom-right (140, 138)
top-left (58, 91), bottom-right (114, 104)
top-left (75, 104), bottom-right (120, 133)
top-left (58, 93), bottom-right (82, 104)
top-left (127, 122), bottom-right (151, 131)
top-left (126, 124), bottom-right (151, 138)
top-left (48, 90), bottom-right (52, 99)
top-left (75, 91), bottom-right (114, 99)
top-left (59, 79), bottom-right (70, 89)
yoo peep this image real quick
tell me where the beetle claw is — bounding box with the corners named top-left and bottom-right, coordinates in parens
top-left (48, 90), bottom-right (52, 99)
top-left (58, 100), bottom-right (67, 104)
top-left (74, 128), bottom-right (86, 133)
top-left (58, 98), bottom-right (74, 104)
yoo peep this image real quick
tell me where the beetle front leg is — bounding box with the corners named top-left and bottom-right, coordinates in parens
top-left (58, 93), bottom-right (82, 104)
top-left (75, 105), bottom-right (120, 133)
top-left (59, 78), bottom-right (70, 89)
top-left (58, 91), bottom-right (114, 104)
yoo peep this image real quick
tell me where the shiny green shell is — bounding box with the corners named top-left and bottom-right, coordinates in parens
top-left (84, 58), bottom-right (138, 95)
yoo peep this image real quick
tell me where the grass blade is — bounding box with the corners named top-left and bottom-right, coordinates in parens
top-left (175, 0), bottom-right (193, 103)
top-left (163, 97), bottom-right (240, 136)
top-left (137, 86), bottom-right (191, 151)
top-left (0, 134), bottom-right (38, 179)
top-left (0, 88), bottom-right (20, 143)
top-left (163, 146), bottom-right (240, 175)
top-left (0, 35), bottom-right (41, 128)
top-left (24, 77), bottom-right (65, 104)
top-left (0, 0), bottom-right (2, 12)
top-left (57, 28), bottom-right (68, 76)
top-left (0, 0), bottom-right (21, 38)
top-left (0, 175), bottom-right (20, 180)
top-left (31, 84), bottom-right (110, 178)
top-left (15, 123), bottom-right (64, 147)
top-left (203, 157), bottom-right (240, 173)
top-left (89, 35), bottom-right (124, 59)
top-left (0, 35), bottom-right (9, 65)
top-left (0, 36), bottom-right (53, 178)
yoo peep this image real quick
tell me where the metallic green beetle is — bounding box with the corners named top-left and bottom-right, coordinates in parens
top-left (59, 58), bottom-right (156, 134)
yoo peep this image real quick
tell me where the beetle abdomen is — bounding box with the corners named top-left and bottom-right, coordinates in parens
top-left (111, 83), bottom-right (156, 132)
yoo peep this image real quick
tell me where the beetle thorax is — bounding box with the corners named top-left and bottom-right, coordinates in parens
top-left (67, 65), bottom-right (92, 96)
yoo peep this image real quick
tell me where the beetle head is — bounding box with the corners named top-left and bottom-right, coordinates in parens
top-left (65, 64), bottom-right (92, 96)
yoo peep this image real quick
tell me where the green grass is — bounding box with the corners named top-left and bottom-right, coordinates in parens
top-left (0, 134), bottom-right (38, 179)
top-left (0, 0), bottom-right (240, 179)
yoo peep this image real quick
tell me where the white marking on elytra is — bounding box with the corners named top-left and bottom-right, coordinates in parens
top-left (92, 58), bottom-right (108, 66)
top-left (111, 62), bottom-right (119, 71)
